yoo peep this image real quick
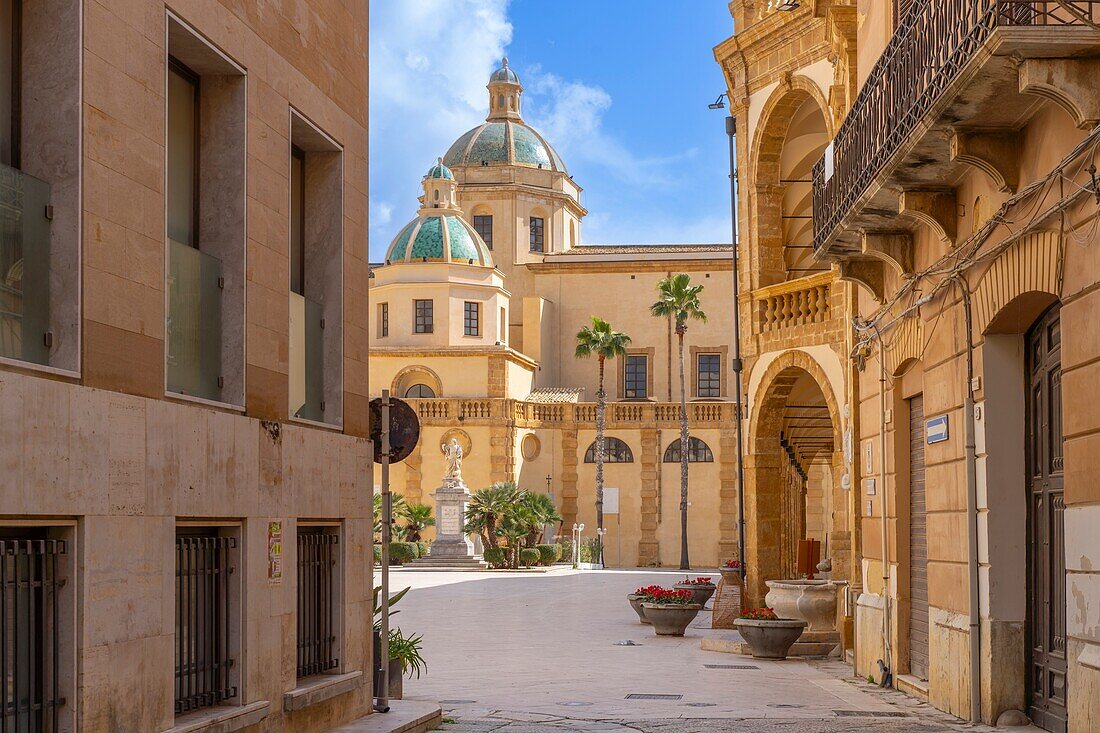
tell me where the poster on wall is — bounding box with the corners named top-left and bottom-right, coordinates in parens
top-left (268, 521), bottom-right (283, 582)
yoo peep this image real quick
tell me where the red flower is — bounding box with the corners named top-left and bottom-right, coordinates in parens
top-left (739, 607), bottom-right (778, 620)
top-left (679, 576), bottom-right (715, 585)
top-left (724, 559), bottom-right (742, 569)
top-left (640, 587), bottom-right (695, 605)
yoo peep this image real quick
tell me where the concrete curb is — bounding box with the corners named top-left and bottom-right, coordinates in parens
top-left (325, 700), bottom-right (442, 733)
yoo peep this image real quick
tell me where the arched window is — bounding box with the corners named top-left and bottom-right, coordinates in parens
top-left (584, 437), bottom-right (633, 463)
top-left (404, 384), bottom-right (436, 398)
top-left (663, 437), bottom-right (714, 463)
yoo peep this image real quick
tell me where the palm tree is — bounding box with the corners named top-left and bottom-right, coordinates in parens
top-left (464, 482), bottom-right (521, 550)
top-left (400, 503), bottom-right (435, 542)
top-left (374, 492), bottom-right (409, 541)
top-left (651, 273), bottom-right (707, 569)
top-left (517, 490), bottom-right (563, 547)
top-left (574, 316), bottom-right (632, 559)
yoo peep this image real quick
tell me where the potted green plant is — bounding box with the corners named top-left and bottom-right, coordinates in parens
top-left (640, 587), bottom-right (701, 636)
top-left (674, 576), bottom-right (717, 607)
top-left (734, 608), bottom-right (807, 660)
top-left (385, 628), bottom-right (426, 699)
top-left (628, 584), bottom-right (661, 624)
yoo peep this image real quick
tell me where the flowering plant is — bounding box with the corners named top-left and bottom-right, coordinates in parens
top-left (638, 587), bottom-right (695, 605)
top-left (633, 584), bottom-right (664, 597)
top-left (739, 607), bottom-right (778, 621)
top-left (723, 559), bottom-right (742, 569)
top-left (678, 576), bottom-right (715, 585)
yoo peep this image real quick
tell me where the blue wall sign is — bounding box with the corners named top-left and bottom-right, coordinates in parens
top-left (926, 415), bottom-right (949, 444)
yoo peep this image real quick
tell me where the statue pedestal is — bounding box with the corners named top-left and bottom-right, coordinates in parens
top-left (407, 476), bottom-right (487, 570)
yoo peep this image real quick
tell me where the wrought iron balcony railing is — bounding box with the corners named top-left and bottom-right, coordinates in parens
top-left (812, 0), bottom-right (1100, 253)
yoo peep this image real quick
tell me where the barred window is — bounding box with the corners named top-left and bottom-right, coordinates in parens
top-left (464, 301), bottom-right (480, 336)
top-left (297, 528), bottom-right (339, 678)
top-left (0, 531), bottom-right (66, 731)
top-left (529, 217), bottom-right (544, 252)
top-left (584, 437), bottom-right (634, 463)
top-left (175, 529), bottom-right (237, 715)
top-left (697, 354), bottom-right (721, 397)
top-left (414, 299), bottom-right (433, 334)
top-left (378, 302), bottom-right (388, 338)
top-left (473, 214), bottom-right (493, 249)
top-left (624, 354), bottom-right (648, 399)
top-left (663, 437), bottom-right (715, 463)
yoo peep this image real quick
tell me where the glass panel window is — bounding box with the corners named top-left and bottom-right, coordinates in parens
top-left (624, 354), bottom-right (647, 399)
top-left (405, 383), bottom-right (435, 398)
top-left (473, 214), bottom-right (493, 249)
top-left (584, 437), bottom-right (633, 463)
top-left (663, 437), bottom-right (714, 463)
top-left (414, 299), bottom-right (433, 334)
top-left (529, 216), bottom-right (544, 252)
top-left (290, 145), bottom-right (305, 295)
top-left (1, 0), bottom-right (18, 168)
top-left (464, 301), bottom-right (479, 336)
top-left (697, 353), bottom-right (721, 397)
top-left (167, 59), bottom-right (199, 248)
top-left (378, 302), bottom-right (388, 338)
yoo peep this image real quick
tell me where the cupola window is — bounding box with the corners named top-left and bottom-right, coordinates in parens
top-left (529, 216), bottom-right (544, 253)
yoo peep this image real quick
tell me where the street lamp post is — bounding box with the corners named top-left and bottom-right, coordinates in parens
top-left (572, 522), bottom-right (585, 568)
top-left (710, 95), bottom-right (749, 583)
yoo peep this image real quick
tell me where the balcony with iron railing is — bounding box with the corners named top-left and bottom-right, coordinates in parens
top-left (0, 162), bottom-right (52, 366)
top-left (812, 1), bottom-right (1100, 255)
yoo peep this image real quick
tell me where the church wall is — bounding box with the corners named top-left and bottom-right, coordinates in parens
top-left (371, 355), bottom-right (490, 398)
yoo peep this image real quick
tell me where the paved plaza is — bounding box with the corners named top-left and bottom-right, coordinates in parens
top-left (383, 568), bottom-right (1031, 733)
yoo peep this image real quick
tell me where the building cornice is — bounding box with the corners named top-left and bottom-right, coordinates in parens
top-left (370, 346), bottom-right (539, 369)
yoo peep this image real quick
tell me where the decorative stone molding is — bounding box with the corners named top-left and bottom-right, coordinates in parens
top-left (860, 232), bottom-right (914, 277)
top-left (973, 230), bottom-right (1061, 335)
top-left (950, 129), bottom-right (1021, 193)
top-left (898, 189), bottom-right (957, 245)
top-left (837, 258), bottom-right (885, 303)
top-left (883, 314), bottom-right (923, 378)
top-left (390, 364), bottom-right (444, 398)
top-left (1019, 58), bottom-right (1100, 130)
top-left (638, 428), bottom-right (660, 566)
top-left (560, 428), bottom-right (579, 527)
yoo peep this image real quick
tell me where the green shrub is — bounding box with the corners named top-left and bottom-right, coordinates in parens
top-left (416, 541), bottom-right (430, 559)
top-left (535, 544), bottom-right (560, 566)
top-left (483, 547), bottom-right (506, 568)
top-left (373, 544), bottom-right (382, 565)
top-left (389, 541), bottom-right (416, 564)
top-left (557, 537), bottom-right (575, 563)
top-left (519, 548), bottom-right (540, 567)
top-left (579, 538), bottom-right (602, 564)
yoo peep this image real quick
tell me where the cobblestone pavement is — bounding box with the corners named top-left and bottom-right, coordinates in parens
top-left (386, 568), bottom-right (1035, 733)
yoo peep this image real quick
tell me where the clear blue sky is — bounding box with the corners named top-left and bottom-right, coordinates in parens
top-left (369, 0), bottom-right (735, 260)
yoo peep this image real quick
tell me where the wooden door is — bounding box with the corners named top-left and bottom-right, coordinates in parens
top-left (1027, 304), bottom-right (1067, 733)
top-left (908, 394), bottom-right (928, 680)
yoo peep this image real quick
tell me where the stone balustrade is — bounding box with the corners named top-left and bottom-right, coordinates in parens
top-left (753, 271), bottom-right (835, 334)
top-left (405, 398), bottom-right (732, 428)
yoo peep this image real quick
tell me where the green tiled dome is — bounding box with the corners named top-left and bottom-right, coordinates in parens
top-left (427, 158), bottom-right (454, 180)
top-left (443, 120), bottom-right (567, 173)
top-left (385, 214), bottom-right (493, 267)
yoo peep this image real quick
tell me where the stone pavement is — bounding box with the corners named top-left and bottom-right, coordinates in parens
top-left (383, 568), bottom-right (1035, 732)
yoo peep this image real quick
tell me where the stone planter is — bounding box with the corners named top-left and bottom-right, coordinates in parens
top-left (627, 594), bottom-right (651, 624)
top-left (719, 568), bottom-right (743, 586)
top-left (675, 582), bottom-right (716, 608)
top-left (641, 603), bottom-right (701, 636)
top-left (764, 579), bottom-right (841, 632)
top-left (734, 618), bottom-right (808, 659)
top-left (388, 658), bottom-right (403, 700)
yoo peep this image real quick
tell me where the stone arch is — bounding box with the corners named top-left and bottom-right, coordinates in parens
top-left (744, 349), bottom-right (845, 605)
top-left (391, 365), bottom-right (443, 398)
top-left (883, 315), bottom-right (924, 377)
top-left (749, 77), bottom-right (835, 287)
top-left (973, 230), bottom-right (1061, 335)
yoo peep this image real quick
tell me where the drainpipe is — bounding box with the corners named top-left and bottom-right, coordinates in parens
top-left (726, 115), bottom-right (749, 584)
top-left (874, 325), bottom-right (892, 685)
top-left (953, 276), bottom-right (981, 723)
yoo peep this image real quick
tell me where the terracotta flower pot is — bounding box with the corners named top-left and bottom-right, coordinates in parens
top-left (675, 582), bottom-right (716, 608)
top-left (734, 618), bottom-right (807, 660)
top-left (627, 594), bottom-right (651, 624)
top-left (641, 603), bottom-right (701, 636)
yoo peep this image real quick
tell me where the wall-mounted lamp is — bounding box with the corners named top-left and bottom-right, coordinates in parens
top-left (775, 0), bottom-right (800, 10)
top-left (708, 93), bottom-right (727, 110)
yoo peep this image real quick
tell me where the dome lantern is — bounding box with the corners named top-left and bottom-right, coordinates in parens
top-left (420, 157), bottom-right (459, 212)
top-left (487, 57), bottom-right (523, 122)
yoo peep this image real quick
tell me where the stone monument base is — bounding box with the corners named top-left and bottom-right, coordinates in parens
top-left (404, 555), bottom-right (489, 571)
top-left (406, 476), bottom-right (486, 570)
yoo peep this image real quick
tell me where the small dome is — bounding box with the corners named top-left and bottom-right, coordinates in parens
top-left (385, 214), bottom-right (493, 267)
top-left (426, 157), bottom-right (453, 180)
top-left (490, 57), bottom-right (520, 84)
top-left (443, 121), bottom-right (567, 172)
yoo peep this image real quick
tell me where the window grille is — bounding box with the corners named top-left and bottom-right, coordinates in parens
top-left (414, 299), bottom-right (433, 334)
top-left (697, 354), bottom-right (721, 397)
top-left (296, 529), bottom-right (339, 679)
top-left (464, 301), bottom-right (479, 336)
top-left (175, 532), bottom-right (236, 715)
top-left (0, 535), bottom-right (66, 732)
top-left (473, 215), bottom-right (493, 249)
top-left (624, 355), bottom-right (648, 399)
top-left (529, 217), bottom-right (544, 252)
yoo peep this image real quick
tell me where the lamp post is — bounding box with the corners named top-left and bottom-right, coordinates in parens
top-left (710, 94), bottom-right (748, 583)
top-left (597, 527), bottom-right (608, 569)
top-left (572, 522), bottom-right (585, 568)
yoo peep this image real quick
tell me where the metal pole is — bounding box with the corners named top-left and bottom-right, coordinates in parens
top-left (375, 390), bottom-right (392, 713)
top-left (727, 115), bottom-right (748, 583)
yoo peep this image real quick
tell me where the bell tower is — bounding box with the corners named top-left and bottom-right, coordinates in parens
top-left (486, 57), bottom-right (523, 122)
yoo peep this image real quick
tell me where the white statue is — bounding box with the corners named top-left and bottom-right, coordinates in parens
top-left (441, 438), bottom-right (463, 480)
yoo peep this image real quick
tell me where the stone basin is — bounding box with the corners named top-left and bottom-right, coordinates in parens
top-left (764, 579), bottom-right (841, 633)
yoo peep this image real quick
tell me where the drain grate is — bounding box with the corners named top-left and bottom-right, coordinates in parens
top-left (559, 701), bottom-right (594, 707)
top-left (439, 700), bottom-right (476, 705)
top-left (768, 703), bottom-right (805, 709)
top-left (683, 702), bottom-right (717, 707)
top-left (626, 693), bottom-right (683, 700)
top-left (833, 710), bottom-right (909, 718)
top-left (704, 664), bottom-right (759, 670)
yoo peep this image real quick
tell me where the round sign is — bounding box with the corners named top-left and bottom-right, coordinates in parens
top-left (369, 397), bottom-right (421, 464)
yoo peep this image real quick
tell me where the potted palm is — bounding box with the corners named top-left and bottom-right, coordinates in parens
top-left (640, 587), bottom-right (701, 636)
top-left (674, 576), bottom-right (717, 607)
top-left (734, 608), bottom-right (807, 660)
